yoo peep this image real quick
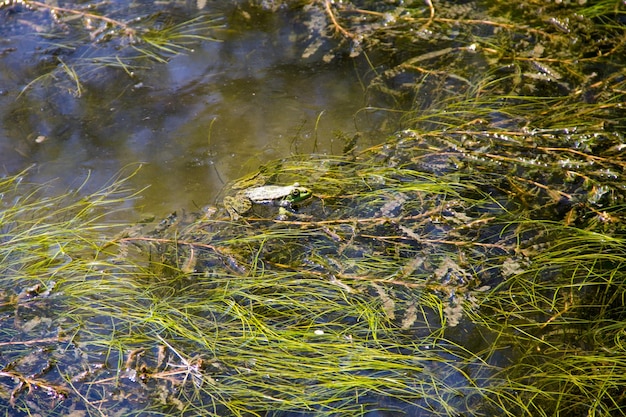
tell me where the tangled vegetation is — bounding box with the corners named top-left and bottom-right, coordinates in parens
top-left (1, 0), bottom-right (626, 416)
top-left (3, 127), bottom-right (626, 416)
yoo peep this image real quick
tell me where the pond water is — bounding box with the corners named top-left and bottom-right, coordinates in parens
top-left (0, 1), bottom-right (377, 216)
top-left (3, 2), bottom-right (625, 416)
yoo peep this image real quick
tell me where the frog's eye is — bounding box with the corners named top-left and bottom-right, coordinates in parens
top-left (292, 189), bottom-right (300, 197)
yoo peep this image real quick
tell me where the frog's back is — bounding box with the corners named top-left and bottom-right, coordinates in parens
top-left (243, 185), bottom-right (295, 202)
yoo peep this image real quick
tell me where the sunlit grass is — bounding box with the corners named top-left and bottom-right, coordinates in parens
top-left (3, 0), bottom-right (626, 415)
top-left (3, 128), bottom-right (626, 416)
top-left (0, 166), bottom-right (470, 415)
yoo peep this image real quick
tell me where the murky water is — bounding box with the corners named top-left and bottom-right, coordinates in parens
top-left (5, 2), bottom-right (624, 416)
top-left (0, 2), bottom-right (375, 215)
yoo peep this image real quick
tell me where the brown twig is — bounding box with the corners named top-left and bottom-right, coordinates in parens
top-left (322, 0), bottom-right (356, 40)
top-left (25, 1), bottom-right (136, 35)
top-left (422, 0), bottom-right (435, 29)
top-left (0, 370), bottom-right (68, 405)
top-left (0, 336), bottom-right (64, 347)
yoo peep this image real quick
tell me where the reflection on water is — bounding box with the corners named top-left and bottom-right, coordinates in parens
top-left (0, 2), bottom-right (374, 215)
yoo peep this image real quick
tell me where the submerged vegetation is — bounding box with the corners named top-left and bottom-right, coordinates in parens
top-left (1, 0), bottom-right (222, 97)
top-left (2, 0), bottom-right (626, 416)
top-left (4, 128), bottom-right (626, 416)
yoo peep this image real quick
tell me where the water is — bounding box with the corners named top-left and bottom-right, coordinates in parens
top-left (4, 2), bottom-right (621, 416)
top-left (0, 1), bottom-right (374, 215)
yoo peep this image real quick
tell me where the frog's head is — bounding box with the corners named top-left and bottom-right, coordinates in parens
top-left (285, 185), bottom-right (313, 204)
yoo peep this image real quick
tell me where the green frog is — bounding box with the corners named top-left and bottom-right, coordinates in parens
top-left (224, 182), bottom-right (313, 220)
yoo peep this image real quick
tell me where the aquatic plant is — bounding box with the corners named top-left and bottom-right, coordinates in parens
top-left (2, 116), bottom-right (626, 416)
top-left (2, 0), bottom-right (626, 416)
top-left (1, 0), bottom-right (222, 97)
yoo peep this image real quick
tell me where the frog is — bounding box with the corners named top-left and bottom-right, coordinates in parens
top-left (224, 182), bottom-right (313, 220)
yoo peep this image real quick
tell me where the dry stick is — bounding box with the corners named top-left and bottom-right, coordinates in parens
top-left (335, 3), bottom-right (559, 42)
top-left (0, 336), bottom-right (64, 347)
top-left (114, 236), bottom-right (221, 253)
top-left (0, 370), bottom-right (68, 401)
top-left (26, 0), bottom-right (135, 33)
top-left (422, 0), bottom-right (435, 30)
top-left (539, 300), bottom-right (571, 329)
top-left (322, 0), bottom-right (355, 40)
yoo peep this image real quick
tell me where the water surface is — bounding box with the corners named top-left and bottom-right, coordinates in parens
top-left (0, 2), bottom-right (374, 215)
